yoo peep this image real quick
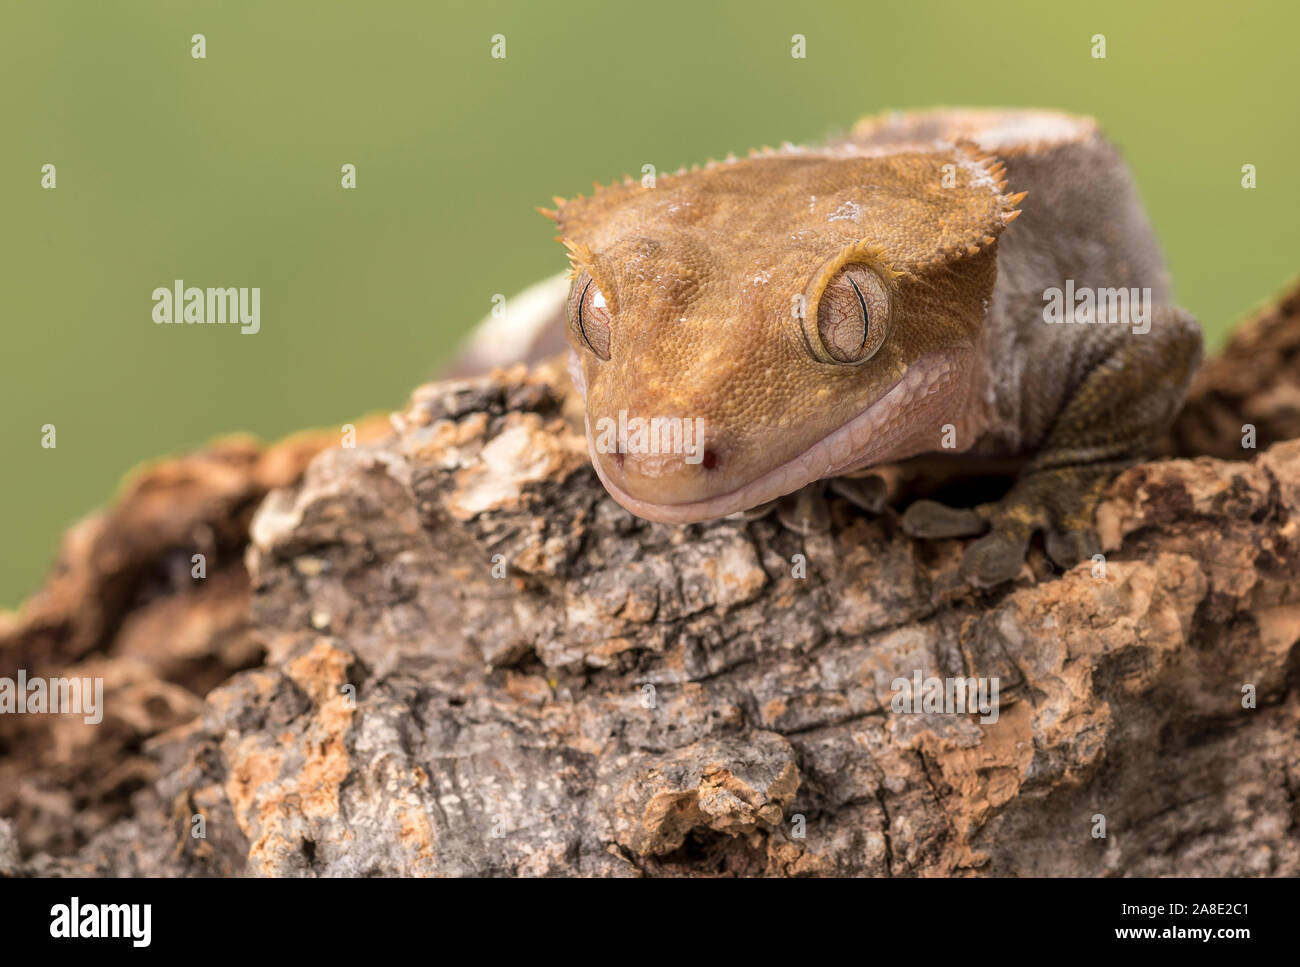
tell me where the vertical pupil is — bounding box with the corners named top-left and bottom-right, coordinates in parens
top-left (847, 276), bottom-right (870, 349)
top-left (578, 279), bottom-right (593, 346)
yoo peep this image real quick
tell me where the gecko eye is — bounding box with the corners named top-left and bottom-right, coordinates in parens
top-left (811, 264), bottom-right (890, 365)
top-left (567, 274), bottom-right (612, 361)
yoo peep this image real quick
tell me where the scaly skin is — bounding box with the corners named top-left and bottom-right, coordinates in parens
top-left (528, 108), bottom-right (1201, 586)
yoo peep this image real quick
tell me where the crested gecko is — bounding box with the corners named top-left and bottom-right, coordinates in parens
top-left (458, 108), bottom-right (1202, 587)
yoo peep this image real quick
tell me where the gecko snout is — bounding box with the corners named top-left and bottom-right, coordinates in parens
top-left (589, 416), bottom-right (723, 507)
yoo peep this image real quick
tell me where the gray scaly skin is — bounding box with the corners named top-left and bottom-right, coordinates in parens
top-left (862, 111), bottom-right (1202, 585)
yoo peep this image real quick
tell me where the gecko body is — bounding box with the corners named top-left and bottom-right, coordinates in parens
top-left (469, 109), bottom-right (1202, 586)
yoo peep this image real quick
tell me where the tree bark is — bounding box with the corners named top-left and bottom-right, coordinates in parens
top-left (3, 283), bottom-right (1299, 876)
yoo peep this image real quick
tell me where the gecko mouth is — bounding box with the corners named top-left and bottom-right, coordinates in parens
top-left (585, 351), bottom-right (962, 524)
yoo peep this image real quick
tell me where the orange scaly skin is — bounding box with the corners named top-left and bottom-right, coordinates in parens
top-left (544, 109), bottom-right (1202, 586)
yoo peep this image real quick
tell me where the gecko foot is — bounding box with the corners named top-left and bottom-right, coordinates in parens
top-left (776, 483), bottom-right (831, 535)
top-left (903, 467), bottom-right (1106, 587)
top-left (777, 472), bottom-right (897, 534)
top-left (737, 475), bottom-right (891, 536)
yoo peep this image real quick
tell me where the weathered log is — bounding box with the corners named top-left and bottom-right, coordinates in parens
top-left (3, 283), bottom-right (1299, 876)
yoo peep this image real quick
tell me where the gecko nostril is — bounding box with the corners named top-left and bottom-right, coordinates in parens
top-left (701, 449), bottom-right (719, 471)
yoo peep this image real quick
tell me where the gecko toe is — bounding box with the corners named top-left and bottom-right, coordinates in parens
top-left (959, 527), bottom-right (1033, 587)
top-left (828, 475), bottom-right (890, 514)
top-left (902, 500), bottom-right (988, 539)
top-left (776, 484), bottom-right (831, 535)
top-left (1044, 527), bottom-right (1100, 571)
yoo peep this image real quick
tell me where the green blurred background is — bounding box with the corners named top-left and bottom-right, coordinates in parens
top-left (2, 0), bottom-right (1297, 607)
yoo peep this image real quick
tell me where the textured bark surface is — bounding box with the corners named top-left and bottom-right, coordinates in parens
top-left (3, 282), bottom-right (1299, 877)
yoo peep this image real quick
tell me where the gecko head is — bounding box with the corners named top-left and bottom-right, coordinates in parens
top-left (549, 143), bottom-right (1024, 523)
